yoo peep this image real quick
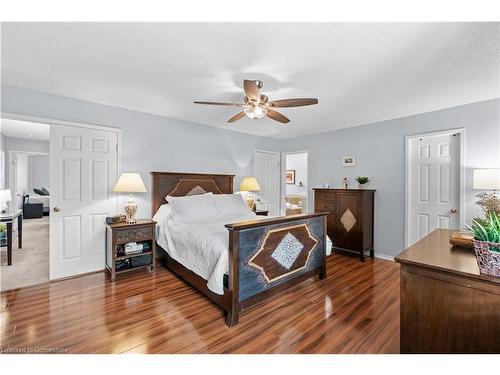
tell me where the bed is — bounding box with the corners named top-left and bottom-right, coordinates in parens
top-left (29, 194), bottom-right (50, 214)
top-left (151, 172), bottom-right (328, 327)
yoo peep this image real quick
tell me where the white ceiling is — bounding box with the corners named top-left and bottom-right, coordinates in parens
top-left (1, 23), bottom-right (499, 139)
top-left (1, 118), bottom-right (50, 141)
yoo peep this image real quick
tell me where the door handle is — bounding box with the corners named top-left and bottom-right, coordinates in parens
top-left (450, 208), bottom-right (458, 213)
top-left (53, 207), bottom-right (61, 212)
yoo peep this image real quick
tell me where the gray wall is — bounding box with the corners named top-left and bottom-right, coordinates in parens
top-left (282, 98), bottom-right (500, 258)
top-left (2, 136), bottom-right (49, 190)
top-left (30, 154), bottom-right (50, 190)
top-left (0, 133), bottom-right (5, 189)
top-left (1, 85), bottom-right (281, 218)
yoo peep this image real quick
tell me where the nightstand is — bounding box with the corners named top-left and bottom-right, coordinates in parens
top-left (254, 210), bottom-right (269, 216)
top-left (105, 219), bottom-right (156, 281)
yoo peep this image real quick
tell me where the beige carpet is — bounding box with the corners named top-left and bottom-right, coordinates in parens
top-left (0, 216), bottom-right (49, 291)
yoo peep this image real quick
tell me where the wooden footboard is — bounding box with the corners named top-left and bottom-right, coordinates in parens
top-left (224, 212), bottom-right (328, 326)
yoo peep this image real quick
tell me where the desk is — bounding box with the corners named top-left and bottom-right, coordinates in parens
top-left (395, 229), bottom-right (500, 353)
top-left (0, 210), bottom-right (23, 266)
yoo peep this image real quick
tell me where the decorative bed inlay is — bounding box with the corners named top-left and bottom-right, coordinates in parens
top-left (186, 185), bottom-right (208, 196)
top-left (248, 224), bottom-right (319, 283)
top-left (168, 178), bottom-right (223, 199)
top-left (340, 208), bottom-right (356, 232)
top-left (151, 172), bottom-right (328, 327)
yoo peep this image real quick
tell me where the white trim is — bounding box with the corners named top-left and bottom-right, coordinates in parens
top-left (1, 112), bottom-right (122, 134)
top-left (404, 127), bottom-right (466, 248)
top-left (281, 150), bottom-right (309, 216)
top-left (374, 252), bottom-right (395, 262)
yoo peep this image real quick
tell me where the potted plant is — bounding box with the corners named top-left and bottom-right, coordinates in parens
top-left (355, 176), bottom-right (369, 189)
top-left (0, 223), bottom-right (6, 246)
top-left (469, 212), bottom-right (500, 277)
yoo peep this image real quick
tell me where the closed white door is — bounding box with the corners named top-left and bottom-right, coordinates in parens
top-left (408, 132), bottom-right (460, 245)
top-left (254, 150), bottom-right (281, 216)
top-left (50, 125), bottom-right (118, 279)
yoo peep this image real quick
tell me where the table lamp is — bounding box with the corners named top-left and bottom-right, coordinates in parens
top-left (112, 173), bottom-right (147, 224)
top-left (240, 177), bottom-right (261, 211)
top-left (473, 168), bottom-right (500, 193)
top-left (0, 189), bottom-right (12, 213)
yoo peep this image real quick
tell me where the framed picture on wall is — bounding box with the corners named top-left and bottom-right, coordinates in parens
top-left (285, 170), bottom-right (296, 184)
top-left (342, 155), bottom-right (357, 167)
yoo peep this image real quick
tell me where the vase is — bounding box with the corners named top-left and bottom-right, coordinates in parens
top-left (473, 240), bottom-right (500, 277)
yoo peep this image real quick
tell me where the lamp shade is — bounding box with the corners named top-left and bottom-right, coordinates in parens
top-left (473, 169), bottom-right (500, 190)
top-left (0, 189), bottom-right (12, 202)
top-left (112, 173), bottom-right (147, 193)
top-left (240, 177), bottom-right (261, 192)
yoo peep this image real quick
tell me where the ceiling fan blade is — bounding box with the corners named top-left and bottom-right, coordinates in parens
top-left (243, 80), bottom-right (260, 101)
top-left (227, 111), bottom-right (246, 123)
top-left (266, 109), bottom-right (290, 124)
top-left (194, 101), bottom-right (243, 106)
top-left (268, 98), bottom-right (319, 108)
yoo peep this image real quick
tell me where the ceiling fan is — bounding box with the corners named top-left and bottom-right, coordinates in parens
top-left (194, 80), bottom-right (318, 124)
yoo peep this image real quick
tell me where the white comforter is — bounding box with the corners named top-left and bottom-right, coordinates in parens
top-left (156, 212), bottom-right (258, 295)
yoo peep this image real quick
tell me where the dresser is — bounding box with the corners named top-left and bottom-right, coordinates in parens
top-left (396, 229), bottom-right (500, 353)
top-left (313, 188), bottom-right (375, 261)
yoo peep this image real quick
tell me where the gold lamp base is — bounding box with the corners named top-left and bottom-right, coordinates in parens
top-left (125, 194), bottom-right (138, 224)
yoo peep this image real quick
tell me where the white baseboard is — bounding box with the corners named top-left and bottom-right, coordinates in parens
top-left (374, 252), bottom-right (395, 262)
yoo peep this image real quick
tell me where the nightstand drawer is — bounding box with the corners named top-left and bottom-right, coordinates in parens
top-left (115, 226), bottom-right (154, 244)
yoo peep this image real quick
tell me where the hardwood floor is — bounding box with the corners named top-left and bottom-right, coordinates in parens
top-left (0, 254), bottom-right (400, 353)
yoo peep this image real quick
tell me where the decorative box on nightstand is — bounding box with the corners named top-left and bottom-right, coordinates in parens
top-left (105, 219), bottom-right (157, 281)
top-left (254, 210), bottom-right (269, 216)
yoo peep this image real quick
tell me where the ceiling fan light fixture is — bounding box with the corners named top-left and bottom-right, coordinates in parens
top-left (244, 105), bottom-right (267, 119)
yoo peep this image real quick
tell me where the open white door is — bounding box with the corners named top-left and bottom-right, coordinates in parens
top-left (254, 150), bottom-right (281, 216)
top-left (50, 124), bottom-right (118, 279)
top-left (407, 131), bottom-right (461, 246)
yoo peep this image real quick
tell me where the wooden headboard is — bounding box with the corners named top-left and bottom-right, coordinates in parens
top-left (150, 172), bottom-right (235, 215)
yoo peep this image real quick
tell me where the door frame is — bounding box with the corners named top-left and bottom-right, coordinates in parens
top-left (404, 128), bottom-right (466, 247)
top-left (8, 150), bottom-right (49, 209)
top-left (253, 149), bottom-right (281, 214)
top-left (2, 112), bottom-right (122, 191)
top-left (2, 112), bottom-right (122, 279)
top-left (281, 150), bottom-right (309, 216)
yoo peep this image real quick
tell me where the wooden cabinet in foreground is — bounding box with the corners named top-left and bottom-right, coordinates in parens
top-left (396, 229), bottom-right (500, 353)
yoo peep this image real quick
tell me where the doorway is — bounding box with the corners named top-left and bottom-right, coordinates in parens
top-left (282, 151), bottom-right (309, 216)
top-left (405, 129), bottom-right (465, 247)
top-left (1, 114), bottom-right (121, 288)
top-left (1, 119), bottom-right (51, 290)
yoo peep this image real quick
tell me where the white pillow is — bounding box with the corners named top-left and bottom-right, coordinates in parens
top-left (166, 193), bottom-right (218, 223)
top-left (152, 204), bottom-right (172, 224)
top-left (213, 194), bottom-right (252, 217)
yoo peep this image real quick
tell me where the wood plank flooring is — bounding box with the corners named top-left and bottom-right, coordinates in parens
top-left (0, 254), bottom-right (400, 353)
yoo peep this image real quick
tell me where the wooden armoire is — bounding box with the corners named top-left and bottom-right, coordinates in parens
top-left (313, 188), bottom-right (375, 261)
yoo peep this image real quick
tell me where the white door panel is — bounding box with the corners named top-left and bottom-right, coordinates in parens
top-left (254, 150), bottom-right (281, 216)
top-left (50, 125), bottom-right (118, 279)
top-left (409, 133), bottom-right (460, 245)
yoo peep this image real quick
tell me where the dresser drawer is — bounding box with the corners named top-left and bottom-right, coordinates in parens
top-left (315, 191), bottom-right (336, 202)
top-left (115, 225), bottom-right (154, 244)
top-left (314, 201), bottom-right (336, 213)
